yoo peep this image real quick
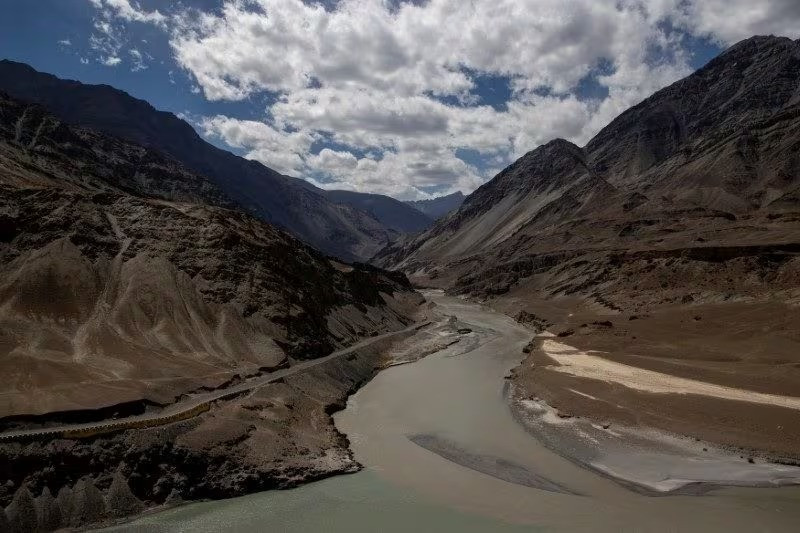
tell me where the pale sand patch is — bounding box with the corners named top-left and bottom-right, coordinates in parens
top-left (541, 339), bottom-right (800, 411)
top-left (567, 388), bottom-right (601, 402)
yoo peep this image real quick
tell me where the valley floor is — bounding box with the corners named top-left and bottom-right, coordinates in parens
top-left (114, 290), bottom-right (800, 532)
top-left (4, 289), bottom-right (800, 531)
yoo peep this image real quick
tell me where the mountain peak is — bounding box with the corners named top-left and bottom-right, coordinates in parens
top-left (404, 191), bottom-right (466, 221)
top-left (723, 34), bottom-right (796, 53)
top-left (587, 35), bottom-right (800, 182)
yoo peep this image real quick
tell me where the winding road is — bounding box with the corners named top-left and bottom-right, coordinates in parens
top-left (0, 321), bottom-right (429, 442)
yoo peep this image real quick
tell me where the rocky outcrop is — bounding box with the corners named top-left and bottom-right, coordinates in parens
top-left (106, 470), bottom-right (144, 518)
top-left (56, 487), bottom-right (74, 528)
top-left (514, 311), bottom-right (552, 333)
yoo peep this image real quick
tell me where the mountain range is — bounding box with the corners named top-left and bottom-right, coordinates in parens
top-left (0, 60), bottom-right (443, 261)
top-left (378, 35), bottom-right (800, 309)
top-left (326, 189), bottom-right (434, 234)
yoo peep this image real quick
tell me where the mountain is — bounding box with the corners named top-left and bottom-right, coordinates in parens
top-left (378, 36), bottom-right (800, 308)
top-left (0, 90), bottom-right (421, 417)
top-left (404, 191), bottom-right (465, 220)
top-left (326, 189), bottom-right (433, 234)
top-left (0, 60), bottom-right (399, 262)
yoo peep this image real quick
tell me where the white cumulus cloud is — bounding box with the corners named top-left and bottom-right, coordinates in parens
top-left (88, 0), bottom-right (800, 199)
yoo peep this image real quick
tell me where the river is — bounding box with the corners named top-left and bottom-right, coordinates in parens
top-left (111, 292), bottom-right (800, 532)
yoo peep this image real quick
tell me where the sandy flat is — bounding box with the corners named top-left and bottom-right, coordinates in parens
top-left (541, 339), bottom-right (800, 411)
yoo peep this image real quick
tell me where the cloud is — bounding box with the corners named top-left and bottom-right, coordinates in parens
top-left (199, 114), bottom-right (315, 176)
top-left (89, 17), bottom-right (124, 66)
top-left (88, 0), bottom-right (163, 69)
top-left (306, 146), bottom-right (483, 199)
top-left (90, 0), bottom-right (166, 27)
top-left (88, 0), bottom-right (800, 199)
top-left (129, 48), bottom-right (146, 71)
top-left (58, 39), bottom-right (72, 46)
top-left (676, 0), bottom-right (800, 44)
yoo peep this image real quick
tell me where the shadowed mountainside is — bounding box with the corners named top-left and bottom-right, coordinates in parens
top-left (326, 189), bottom-right (434, 234)
top-left (0, 60), bottom-right (403, 262)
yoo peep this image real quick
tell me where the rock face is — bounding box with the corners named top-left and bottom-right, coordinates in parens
top-left (326, 190), bottom-right (434, 234)
top-left (0, 91), bottom-right (419, 418)
top-left (404, 191), bottom-right (465, 220)
top-left (35, 488), bottom-right (61, 531)
top-left (5, 486), bottom-right (38, 532)
top-left (0, 60), bottom-right (400, 262)
top-left (55, 487), bottom-right (74, 528)
top-left (379, 36), bottom-right (800, 308)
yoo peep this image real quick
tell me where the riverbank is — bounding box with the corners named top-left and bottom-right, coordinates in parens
top-left (0, 296), bottom-right (466, 531)
top-left (508, 381), bottom-right (800, 495)
top-left (503, 298), bottom-right (800, 494)
top-left (106, 291), bottom-right (800, 532)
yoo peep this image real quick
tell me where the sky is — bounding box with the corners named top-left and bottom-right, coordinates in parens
top-left (1, 1), bottom-right (799, 200)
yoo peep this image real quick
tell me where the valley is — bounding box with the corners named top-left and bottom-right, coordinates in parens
top-left (378, 35), bottom-right (800, 465)
top-left (0, 17), bottom-right (799, 533)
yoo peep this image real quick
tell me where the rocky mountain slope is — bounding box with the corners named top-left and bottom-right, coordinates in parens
top-left (379, 36), bottom-right (800, 309)
top-left (0, 60), bottom-right (402, 262)
top-left (0, 91), bottom-right (420, 419)
top-left (326, 189), bottom-right (433, 234)
top-left (404, 191), bottom-right (465, 220)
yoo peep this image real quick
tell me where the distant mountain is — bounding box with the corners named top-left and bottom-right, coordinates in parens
top-left (378, 36), bottom-right (800, 308)
top-left (404, 191), bottom-right (465, 220)
top-left (0, 90), bottom-right (419, 417)
top-left (0, 60), bottom-right (398, 262)
top-left (327, 189), bottom-right (433, 234)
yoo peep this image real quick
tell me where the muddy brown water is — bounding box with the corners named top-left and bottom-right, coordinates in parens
top-left (110, 292), bottom-right (800, 532)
